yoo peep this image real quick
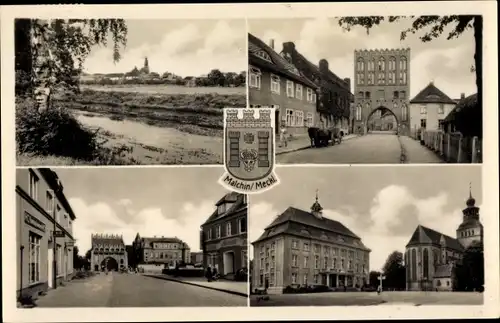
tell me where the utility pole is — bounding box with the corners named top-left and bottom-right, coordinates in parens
top-left (52, 190), bottom-right (57, 290)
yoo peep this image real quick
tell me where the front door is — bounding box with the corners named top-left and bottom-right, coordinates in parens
top-left (223, 252), bottom-right (234, 275)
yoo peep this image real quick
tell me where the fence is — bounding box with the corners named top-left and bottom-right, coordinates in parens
top-left (410, 130), bottom-right (482, 163)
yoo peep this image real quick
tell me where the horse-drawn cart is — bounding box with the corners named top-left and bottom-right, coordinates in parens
top-left (308, 127), bottom-right (343, 148)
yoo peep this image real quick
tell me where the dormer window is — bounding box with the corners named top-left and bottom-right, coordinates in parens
top-left (217, 204), bottom-right (226, 214)
top-left (255, 50), bottom-right (272, 63)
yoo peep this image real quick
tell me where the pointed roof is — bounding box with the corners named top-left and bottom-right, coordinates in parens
top-left (248, 33), bottom-right (317, 89)
top-left (310, 190), bottom-right (323, 214)
top-left (406, 225), bottom-right (464, 252)
top-left (410, 82), bottom-right (456, 105)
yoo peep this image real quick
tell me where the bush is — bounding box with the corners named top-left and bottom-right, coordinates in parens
top-left (16, 99), bottom-right (100, 160)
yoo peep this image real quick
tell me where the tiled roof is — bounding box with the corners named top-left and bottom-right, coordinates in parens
top-left (444, 93), bottom-right (478, 123)
top-left (141, 236), bottom-right (185, 246)
top-left (406, 225), bottom-right (464, 252)
top-left (248, 33), bottom-right (317, 89)
top-left (434, 264), bottom-right (454, 278)
top-left (202, 192), bottom-right (247, 226)
top-left (91, 234), bottom-right (125, 247)
top-left (252, 211), bottom-right (369, 251)
top-left (264, 207), bottom-right (360, 239)
top-left (410, 82), bottom-right (456, 104)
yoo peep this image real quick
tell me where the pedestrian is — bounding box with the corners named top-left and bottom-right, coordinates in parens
top-left (206, 265), bottom-right (213, 282)
top-left (264, 279), bottom-right (269, 295)
top-left (377, 285), bottom-right (382, 295)
top-left (280, 120), bottom-right (288, 148)
top-left (212, 267), bottom-right (219, 281)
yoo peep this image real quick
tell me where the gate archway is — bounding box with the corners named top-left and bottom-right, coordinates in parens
top-left (101, 257), bottom-right (119, 271)
top-left (366, 106), bottom-right (398, 134)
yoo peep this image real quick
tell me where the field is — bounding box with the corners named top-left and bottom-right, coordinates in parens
top-left (81, 84), bottom-right (246, 95)
top-left (17, 85), bottom-right (246, 165)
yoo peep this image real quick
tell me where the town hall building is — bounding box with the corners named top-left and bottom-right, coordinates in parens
top-left (405, 186), bottom-right (483, 291)
top-left (252, 193), bottom-right (371, 294)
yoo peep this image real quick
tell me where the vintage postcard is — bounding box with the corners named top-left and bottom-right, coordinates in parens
top-left (1, 2), bottom-right (499, 323)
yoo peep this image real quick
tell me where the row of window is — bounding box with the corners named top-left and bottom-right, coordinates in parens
top-left (356, 56), bottom-right (408, 72)
top-left (288, 254), bottom-right (366, 273)
top-left (460, 229), bottom-right (476, 237)
top-left (356, 71), bottom-right (408, 86)
top-left (284, 109), bottom-right (314, 127)
top-left (29, 171), bottom-right (72, 231)
top-left (289, 239), bottom-right (368, 261)
top-left (358, 90), bottom-right (407, 100)
top-left (145, 251), bottom-right (182, 260)
top-left (249, 66), bottom-right (317, 103)
top-left (153, 243), bottom-right (180, 250)
top-left (420, 105), bottom-right (445, 115)
top-left (206, 218), bottom-right (246, 240)
top-left (93, 247), bottom-right (125, 252)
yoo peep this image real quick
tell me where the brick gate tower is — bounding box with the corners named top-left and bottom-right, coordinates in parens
top-left (353, 48), bottom-right (411, 135)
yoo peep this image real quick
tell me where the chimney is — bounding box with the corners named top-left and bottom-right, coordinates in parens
top-left (460, 93), bottom-right (465, 100)
top-left (319, 59), bottom-right (329, 73)
top-left (343, 78), bottom-right (351, 92)
top-left (268, 39), bottom-right (275, 50)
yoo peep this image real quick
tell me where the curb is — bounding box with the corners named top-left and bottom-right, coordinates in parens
top-left (143, 274), bottom-right (248, 298)
top-left (276, 135), bottom-right (359, 156)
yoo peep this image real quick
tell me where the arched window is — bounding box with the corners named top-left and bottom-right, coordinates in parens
top-left (423, 248), bottom-right (429, 279)
top-left (357, 58), bottom-right (365, 71)
top-left (401, 104), bottom-right (408, 121)
top-left (405, 251), bottom-right (410, 281)
top-left (378, 57), bottom-right (385, 71)
top-left (399, 57), bottom-right (407, 70)
top-left (356, 104), bottom-right (362, 121)
top-left (389, 56), bottom-right (396, 70)
top-left (411, 249), bottom-right (417, 281)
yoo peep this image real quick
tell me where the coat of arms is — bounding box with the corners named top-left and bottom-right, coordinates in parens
top-left (219, 108), bottom-right (279, 194)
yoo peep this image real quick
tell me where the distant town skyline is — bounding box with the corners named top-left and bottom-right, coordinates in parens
top-left (53, 168), bottom-right (230, 254)
top-left (83, 19), bottom-right (246, 77)
top-left (249, 17), bottom-right (477, 99)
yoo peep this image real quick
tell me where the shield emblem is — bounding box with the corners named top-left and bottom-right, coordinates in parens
top-left (224, 108), bottom-right (275, 181)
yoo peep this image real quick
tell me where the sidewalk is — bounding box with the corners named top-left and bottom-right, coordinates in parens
top-left (143, 274), bottom-right (248, 297)
top-left (276, 133), bottom-right (358, 155)
top-left (399, 136), bottom-right (445, 163)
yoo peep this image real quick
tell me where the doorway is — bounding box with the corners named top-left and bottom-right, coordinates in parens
top-left (223, 251), bottom-right (235, 275)
top-left (47, 247), bottom-right (53, 288)
top-left (275, 109), bottom-right (280, 134)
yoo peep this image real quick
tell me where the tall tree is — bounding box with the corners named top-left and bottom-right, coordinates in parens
top-left (338, 16), bottom-right (482, 136)
top-left (369, 270), bottom-right (381, 287)
top-left (382, 251), bottom-right (406, 290)
top-left (455, 241), bottom-right (484, 291)
top-left (208, 69), bottom-right (225, 87)
top-left (15, 19), bottom-right (127, 102)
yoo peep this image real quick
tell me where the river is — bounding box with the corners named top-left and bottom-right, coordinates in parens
top-left (74, 111), bottom-right (223, 164)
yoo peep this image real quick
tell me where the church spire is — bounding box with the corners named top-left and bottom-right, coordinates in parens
top-left (144, 56), bottom-right (149, 68)
top-left (466, 182), bottom-right (476, 207)
top-left (311, 189), bottom-right (323, 219)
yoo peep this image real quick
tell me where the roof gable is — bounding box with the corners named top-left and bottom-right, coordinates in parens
top-left (406, 225), bottom-right (464, 252)
top-left (202, 192), bottom-right (247, 226)
top-left (248, 33), bottom-right (317, 89)
top-left (410, 82), bottom-right (456, 104)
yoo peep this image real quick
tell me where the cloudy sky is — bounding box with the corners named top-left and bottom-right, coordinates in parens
top-left (249, 166), bottom-right (482, 272)
top-left (249, 17), bottom-right (477, 99)
top-left (55, 167), bottom-right (229, 254)
top-left (84, 19), bottom-right (246, 77)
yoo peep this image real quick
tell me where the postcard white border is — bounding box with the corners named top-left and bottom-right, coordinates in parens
top-left (2, 1), bottom-right (499, 322)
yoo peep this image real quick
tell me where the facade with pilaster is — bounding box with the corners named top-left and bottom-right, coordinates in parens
top-left (16, 168), bottom-right (76, 300)
top-left (132, 234), bottom-right (190, 269)
top-left (252, 195), bottom-right (370, 294)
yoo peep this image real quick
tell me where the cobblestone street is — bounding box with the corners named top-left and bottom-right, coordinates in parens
top-left (276, 134), bottom-right (446, 164)
top-left (33, 272), bottom-right (247, 307)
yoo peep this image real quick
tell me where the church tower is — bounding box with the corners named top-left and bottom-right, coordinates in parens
top-left (141, 56), bottom-right (150, 74)
top-left (456, 183), bottom-right (483, 249)
top-left (310, 190), bottom-right (323, 219)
